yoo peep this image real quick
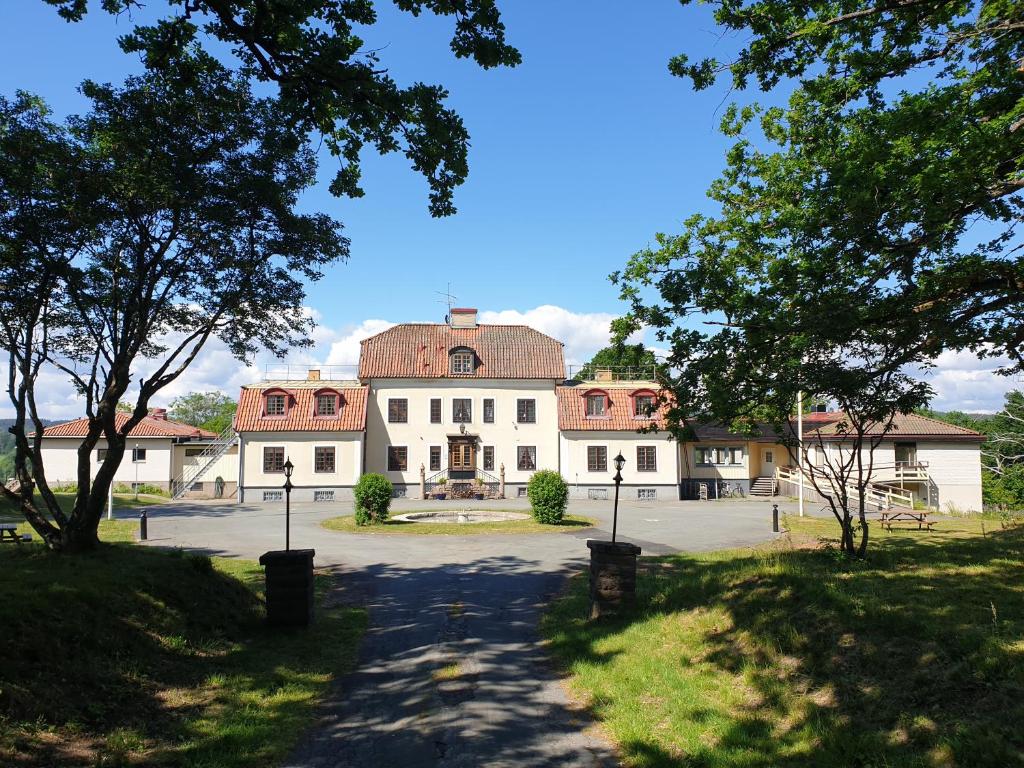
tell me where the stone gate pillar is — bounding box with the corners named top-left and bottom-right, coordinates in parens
top-left (419, 463), bottom-right (426, 499)
top-left (499, 463), bottom-right (506, 499)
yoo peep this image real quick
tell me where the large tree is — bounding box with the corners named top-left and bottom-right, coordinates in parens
top-left (168, 392), bottom-right (238, 434)
top-left (613, 0), bottom-right (1022, 552)
top-left (41, 0), bottom-right (520, 216)
top-left (0, 49), bottom-right (347, 551)
top-left (576, 343), bottom-right (660, 380)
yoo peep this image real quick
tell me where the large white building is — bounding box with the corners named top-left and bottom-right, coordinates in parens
top-left (231, 308), bottom-right (986, 511)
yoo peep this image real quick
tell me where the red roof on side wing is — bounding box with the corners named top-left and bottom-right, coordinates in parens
top-left (358, 324), bottom-right (565, 379)
top-left (41, 412), bottom-right (217, 439)
top-left (557, 385), bottom-right (669, 431)
top-left (234, 383), bottom-right (368, 432)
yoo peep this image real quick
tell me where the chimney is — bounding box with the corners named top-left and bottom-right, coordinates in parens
top-left (151, 408), bottom-right (168, 420)
top-left (450, 308), bottom-right (478, 329)
top-left (594, 369), bottom-right (614, 382)
top-left (307, 368), bottom-right (321, 381)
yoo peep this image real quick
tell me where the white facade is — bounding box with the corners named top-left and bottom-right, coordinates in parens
top-left (41, 437), bottom-right (175, 489)
top-left (238, 432), bottom-right (363, 503)
top-left (560, 430), bottom-right (678, 500)
top-left (365, 379), bottom-right (559, 491)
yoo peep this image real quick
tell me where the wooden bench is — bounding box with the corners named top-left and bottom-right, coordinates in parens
top-left (879, 510), bottom-right (934, 531)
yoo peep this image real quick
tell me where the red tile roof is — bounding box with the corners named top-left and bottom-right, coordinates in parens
top-left (234, 383), bottom-right (367, 432)
top-left (41, 412), bottom-right (218, 439)
top-left (557, 385), bottom-right (669, 431)
top-left (358, 324), bottom-right (565, 379)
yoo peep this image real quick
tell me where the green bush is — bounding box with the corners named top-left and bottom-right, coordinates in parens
top-left (354, 473), bottom-right (393, 526)
top-left (528, 470), bottom-right (568, 524)
top-left (112, 482), bottom-right (169, 497)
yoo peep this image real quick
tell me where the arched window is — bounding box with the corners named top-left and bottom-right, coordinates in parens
top-left (583, 389), bottom-right (610, 419)
top-left (313, 388), bottom-right (343, 418)
top-left (631, 389), bottom-right (658, 419)
top-left (263, 388), bottom-right (290, 418)
top-left (449, 347), bottom-right (476, 375)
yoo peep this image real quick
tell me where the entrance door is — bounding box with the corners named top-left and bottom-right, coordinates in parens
top-left (762, 448), bottom-right (775, 475)
top-left (894, 442), bottom-right (917, 467)
top-left (449, 440), bottom-right (476, 478)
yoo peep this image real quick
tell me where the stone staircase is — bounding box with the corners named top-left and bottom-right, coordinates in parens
top-left (749, 476), bottom-right (776, 497)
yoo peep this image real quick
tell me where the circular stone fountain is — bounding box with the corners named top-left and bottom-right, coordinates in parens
top-left (393, 510), bottom-right (530, 524)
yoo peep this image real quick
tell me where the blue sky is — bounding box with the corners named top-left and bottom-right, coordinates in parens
top-left (0, 1), bottom-right (1016, 414)
top-left (1, 1), bottom-right (736, 322)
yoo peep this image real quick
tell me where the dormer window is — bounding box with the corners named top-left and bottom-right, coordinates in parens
top-left (265, 392), bottom-right (287, 417)
top-left (584, 389), bottom-right (610, 419)
top-left (450, 348), bottom-right (475, 374)
top-left (314, 389), bottom-right (342, 417)
top-left (632, 390), bottom-right (657, 419)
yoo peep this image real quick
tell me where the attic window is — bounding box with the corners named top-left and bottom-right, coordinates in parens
top-left (265, 392), bottom-right (287, 417)
top-left (314, 389), bottom-right (342, 417)
top-left (584, 389), bottom-right (610, 419)
top-left (632, 390), bottom-right (657, 419)
top-left (450, 349), bottom-right (475, 375)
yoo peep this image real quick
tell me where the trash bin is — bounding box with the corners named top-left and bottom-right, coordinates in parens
top-left (258, 549), bottom-right (316, 627)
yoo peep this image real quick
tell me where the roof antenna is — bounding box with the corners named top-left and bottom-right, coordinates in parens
top-left (435, 283), bottom-right (456, 324)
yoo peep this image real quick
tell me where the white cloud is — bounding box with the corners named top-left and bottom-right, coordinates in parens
top-left (324, 319), bottom-right (396, 366)
top-left (919, 350), bottom-right (1020, 413)
top-left (478, 304), bottom-right (643, 368)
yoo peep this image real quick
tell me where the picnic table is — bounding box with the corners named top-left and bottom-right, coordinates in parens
top-left (1, 523), bottom-right (27, 544)
top-left (879, 509), bottom-right (934, 531)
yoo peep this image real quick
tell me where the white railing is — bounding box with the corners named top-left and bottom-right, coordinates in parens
top-left (171, 424), bottom-right (237, 499)
top-left (775, 465), bottom-right (917, 510)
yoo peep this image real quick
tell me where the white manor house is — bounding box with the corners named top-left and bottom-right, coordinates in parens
top-left (40, 308), bottom-right (985, 511)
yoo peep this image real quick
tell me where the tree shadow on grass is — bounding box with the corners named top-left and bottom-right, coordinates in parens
top-left (544, 527), bottom-right (1024, 768)
top-left (0, 543), bottom-right (364, 768)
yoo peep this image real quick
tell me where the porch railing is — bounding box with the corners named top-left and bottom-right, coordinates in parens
top-left (425, 467), bottom-right (501, 498)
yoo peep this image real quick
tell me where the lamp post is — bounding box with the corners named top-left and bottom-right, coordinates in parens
top-left (283, 458), bottom-right (294, 551)
top-left (611, 452), bottom-right (625, 543)
top-left (133, 442), bottom-right (139, 500)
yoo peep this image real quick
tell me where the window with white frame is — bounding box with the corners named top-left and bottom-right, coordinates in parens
top-left (430, 398), bottom-right (442, 424)
top-left (97, 448), bottom-right (108, 461)
top-left (429, 445), bottom-right (442, 472)
top-left (587, 445), bottom-right (608, 472)
top-left (516, 399), bottom-right (536, 423)
top-left (388, 398), bottom-right (408, 423)
top-left (314, 446), bottom-right (335, 473)
top-left (730, 447), bottom-right (744, 465)
top-left (517, 445), bottom-right (536, 471)
top-left (585, 394), bottom-right (608, 418)
top-left (450, 350), bottom-right (474, 374)
top-left (636, 446), bottom-right (657, 472)
top-left (452, 398), bottom-right (472, 423)
top-left (696, 446), bottom-right (744, 466)
top-left (483, 398), bottom-right (494, 423)
top-left (263, 446), bottom-right (285, 473)
top-left (132, 447), bottom-right (147, 463)
top-left (388, 446), bottom-right (408, 472)
top-left (483, 445), bottom-right (494, 471)
top-left (633, 394), bottom-right (656, 418)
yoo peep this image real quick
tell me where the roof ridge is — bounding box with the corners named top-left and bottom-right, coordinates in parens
top-left (903, 411), bottom-right (983, 435)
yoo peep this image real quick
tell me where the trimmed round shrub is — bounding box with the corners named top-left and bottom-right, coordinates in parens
top-left (354, 473), bottom-right (393, 526)
top-left (527, 470), bottom-right (568, 524)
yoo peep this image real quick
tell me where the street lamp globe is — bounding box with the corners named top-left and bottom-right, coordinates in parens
top-left (613, 452), bottom-right (626, 472)
top-left (284, 458), bottom-right (294, 479)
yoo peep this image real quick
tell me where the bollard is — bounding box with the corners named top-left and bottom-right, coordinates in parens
top-left (772, 503), bottom-right (779, 533)
top-left (139, 510), bottom-right (148, 541)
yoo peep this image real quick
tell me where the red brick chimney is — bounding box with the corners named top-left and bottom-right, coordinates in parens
top-left (150, 408), bottom-right (168, 420)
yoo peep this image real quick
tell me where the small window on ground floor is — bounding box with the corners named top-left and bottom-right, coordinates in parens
top-left (388, 446), bottom-right (408, 472)
top-left (314, 490), bottom-right (335, 502)
top-left (97, 448), bottom-right (108, 461)
top-left (132, 447), bottom-right (147, 463)
top-left (263, 490), bottom-right (283, 502)
top-left (637, 488), bottom-right (656, 501)
top-left (588, 488), bottom-right (608, 500)
top-left (190, 482), bottom-right (204, 492)
top-left (517, 486), bottom-right (529, 497)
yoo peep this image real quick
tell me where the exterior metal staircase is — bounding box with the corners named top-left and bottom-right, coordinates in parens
top-left (424, 467), bottom-right (502, 498)
top-left (171, 424), bottom-right (237, 500)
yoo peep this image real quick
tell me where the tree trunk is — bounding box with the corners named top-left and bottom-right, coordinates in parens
top-left (59, 519), bottom-right (101, 552)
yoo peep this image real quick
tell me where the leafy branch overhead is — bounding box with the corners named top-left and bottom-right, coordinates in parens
top-left (42, 0), bottom-right (521, 216)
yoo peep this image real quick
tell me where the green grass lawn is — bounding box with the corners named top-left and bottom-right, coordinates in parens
top-left (542, 514), bottom-right (1024, 767)
top-left (0, 490), bottom-right (167, 521)
top-left (0, 533), bottom-right (366, 767)
top-left (322, 510), bottom-right (595, 535)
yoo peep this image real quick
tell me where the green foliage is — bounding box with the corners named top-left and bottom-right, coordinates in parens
top-left (353, 473), bottom-right (393, 526)
top-left (41, 0), bottom-right (520, 217)
top-left (527, 470), bottom-right (568, 524)
top-left (112, 483), bottom-right (169, 497)
top-left (168, 391), bottom-right (237, 433)
top-left (576, 342), bottom-right (659, 380)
